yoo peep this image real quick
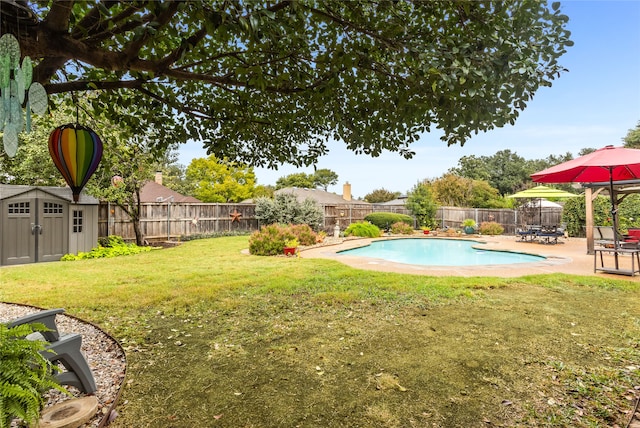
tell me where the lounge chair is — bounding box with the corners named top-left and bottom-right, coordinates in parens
top-left (7, 308), bottom-right (97, 394)
top-left (594, 226), bottom-right (639, 249)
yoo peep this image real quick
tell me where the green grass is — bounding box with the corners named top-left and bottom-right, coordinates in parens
top-left (1, 236), bottom-right (639, 427)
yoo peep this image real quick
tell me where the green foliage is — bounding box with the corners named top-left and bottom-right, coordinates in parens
top-left (449, 150), bottom-right (533, 196)
top-left (562, 194), bottom-right (640, 237)
top-left (87, 131), bottom-right (164, 246)
top-left (284, 238), bottom-right (299, 248)
top-left (255, 194), bottom-right (323, 230)
top-left (364, 212), bottom-right (413, 230)
top-left (364, 188), bottom-right (401, 203)
top-left (478, 221), bottom-right (504, 235)
top-left (623, 121), bottom-right (640, 148)
top-left (0, 323), bottom-right (67, 428)
top-left (97, 235), bottom-right (126, 247)
top-left (275, 169), bottom-right (339, 191)
top-left (185, 155), bottom-right (256, 202)
top-left (390, 222), bottom-right (414, 235)
top-left (248, 224), bottom-right (318, 256)
top-left (6, 2), bottom-right (572, 167)
top-left (462, 219), bottom-right (477, 228)
top-left (344, 222), bottom-right (381, 238)
top-left (288, 224), bottom-right (317, 246)
top-left (312, 169), bottom-right (339, 191)
top-left (275, 173), bottom-right (315, 190)
top-left (562, 196), bottom-right (610, 237)
top-left (249, 224), bottom-right (293, 256)
top-left (0, 111), bottom-right (70, 185)
top-left (61, 239), bottom-right (152, 260)
top-left (405, 182), bottom-right (438, 228)
top-left (430, 174), bottom-right (508, 208)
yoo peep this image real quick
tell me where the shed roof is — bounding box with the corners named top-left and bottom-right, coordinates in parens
top-left (0, 185), bottom-right (99, 204)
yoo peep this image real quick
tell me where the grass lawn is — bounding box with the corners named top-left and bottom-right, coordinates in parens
top-left (1, 236), bottom-right (639, 427)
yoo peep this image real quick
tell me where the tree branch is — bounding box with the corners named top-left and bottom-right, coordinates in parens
top-left (45, 79), bottom-right (145, 94)
top-left (124, 2), bottom-right (181, 58)
top-left (43, 0), bottom-right (74, 33)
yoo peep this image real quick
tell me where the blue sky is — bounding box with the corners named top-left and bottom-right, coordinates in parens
top-left (178, 1), bottom-right (640, 199)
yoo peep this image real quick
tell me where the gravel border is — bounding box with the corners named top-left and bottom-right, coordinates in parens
top-left (0, 303), bottom-right (126, 427)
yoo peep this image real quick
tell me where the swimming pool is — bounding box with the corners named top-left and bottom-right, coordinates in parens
top-left (337, 238), bottom-right (546, 266)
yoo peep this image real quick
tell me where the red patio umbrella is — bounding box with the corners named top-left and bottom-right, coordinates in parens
top-left (531, 145), bottom-right (640, 267)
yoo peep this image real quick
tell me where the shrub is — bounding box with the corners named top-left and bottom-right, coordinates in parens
top-left (390, 221), bottom-right (414, 235)
top-left (255, 193), bottom-right (323, 230)
top-left (249, 224), bottom-right (319, 256)
top-left (97, 235), bottom-right (126, 247)
top-left (478, 221), bottom-right (504, 235)
top-left (289, 224), bottom-right (317, 246)
top-left (344, 222), bottom-right (382, 238)
top-left (248, 224), bottom-right (294, 256)
top-left (364, 212), bottom-right (414, 230)
top-left (61, 238), bottom-right (152, 260)
top-left (0, 323), bottom-right (68, 428)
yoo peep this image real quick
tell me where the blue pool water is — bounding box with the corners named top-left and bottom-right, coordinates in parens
top-left (338, 238), bottom-right (545, 266)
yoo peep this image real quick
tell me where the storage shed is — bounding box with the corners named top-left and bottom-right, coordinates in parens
top-left (0, 185), bottom-right (99, 265)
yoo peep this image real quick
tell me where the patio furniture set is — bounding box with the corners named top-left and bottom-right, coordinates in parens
top-left (516, 224), bottom-right (567, 244)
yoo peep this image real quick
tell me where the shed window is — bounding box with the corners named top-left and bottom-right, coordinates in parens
top-left (8, 202), bottom-right (30, 214)
top-left (44, 202), bottom-right (63, 214)
top-left (73, 210), bottom-right (83, 233)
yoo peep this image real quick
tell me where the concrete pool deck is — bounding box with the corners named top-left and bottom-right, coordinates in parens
top-left (299, 234), bottom-right (640, 279)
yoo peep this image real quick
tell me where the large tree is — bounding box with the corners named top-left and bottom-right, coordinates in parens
top-left (3, 1), bottom-right (572, 167)
top-left (185, 155), bottom-right (256, 202)
top-left (449, 150), bottom-right (532, 196)
top-left (623, 122), bottom-right (640, 149)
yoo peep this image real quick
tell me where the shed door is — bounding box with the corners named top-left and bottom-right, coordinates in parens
top-left (39, 200), bottom-right (67, 262)
top-left (2, 198), bottom-right (67, 265)
top-left (2, 200), bottom-right (35, 265)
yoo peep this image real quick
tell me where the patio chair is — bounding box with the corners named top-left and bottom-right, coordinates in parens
top-left (537, 224), bottom-right (566, 244)
top-left (516, 224), bottom-right (541, 242)
top-left (7, 308), bottom-right (97, 394)
top-left (595, 226), bottom-right (640, 249)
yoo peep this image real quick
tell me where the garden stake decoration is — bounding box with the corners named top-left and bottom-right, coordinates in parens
top-left (0, 33), bottom-right (49, 157)
top-left (48, 123), bottom-right (103, 202)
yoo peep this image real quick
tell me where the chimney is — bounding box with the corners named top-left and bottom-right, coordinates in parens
top-left (155, 171), bottom-right (163, 185)
top-left (343, 182), bottom-right (352, 201)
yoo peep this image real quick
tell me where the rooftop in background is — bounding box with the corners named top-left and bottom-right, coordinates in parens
top-left (140, 174), bottom-right (201, 203)
top-left (275, 187), bottom-right (368, 205)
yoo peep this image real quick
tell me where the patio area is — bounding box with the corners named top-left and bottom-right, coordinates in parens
top-left (300, 235), bottom-right (640, 279)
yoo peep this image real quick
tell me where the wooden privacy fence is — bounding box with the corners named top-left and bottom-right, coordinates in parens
top-left (98, 202), bottom-right (563, 241)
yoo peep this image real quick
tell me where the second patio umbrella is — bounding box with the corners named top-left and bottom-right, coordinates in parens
top-left (531, 145), bottom-right (640, 266)
top-left (508, 185), bottom-right (577, 225)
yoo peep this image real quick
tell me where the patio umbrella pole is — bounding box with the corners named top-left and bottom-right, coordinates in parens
top-left (609, 168), bottom-right (620, 269)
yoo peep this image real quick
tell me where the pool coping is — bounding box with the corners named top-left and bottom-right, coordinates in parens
top-left (298, 235), bottom-right (640, 278)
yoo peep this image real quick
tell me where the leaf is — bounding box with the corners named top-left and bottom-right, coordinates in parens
top-left (0, 33), bottom-right (21, 68)
top-left (22, 56), bottom-right (33, 89)
top-left (15, 67), bottom-right (25, 104)
top-left (0, 54), bottom-right (9, 89)
top-left (3, 123), bottom-right (18, 157)
top-left (25, 100), bottom-right (31, 132)
top-left (28, 82), bottom-right (48, 115)
top-left (9, 95), bottom-right (23, 131)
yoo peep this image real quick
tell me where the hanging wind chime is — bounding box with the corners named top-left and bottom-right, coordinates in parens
top-left (0, 33), bottom-right (48, 156)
